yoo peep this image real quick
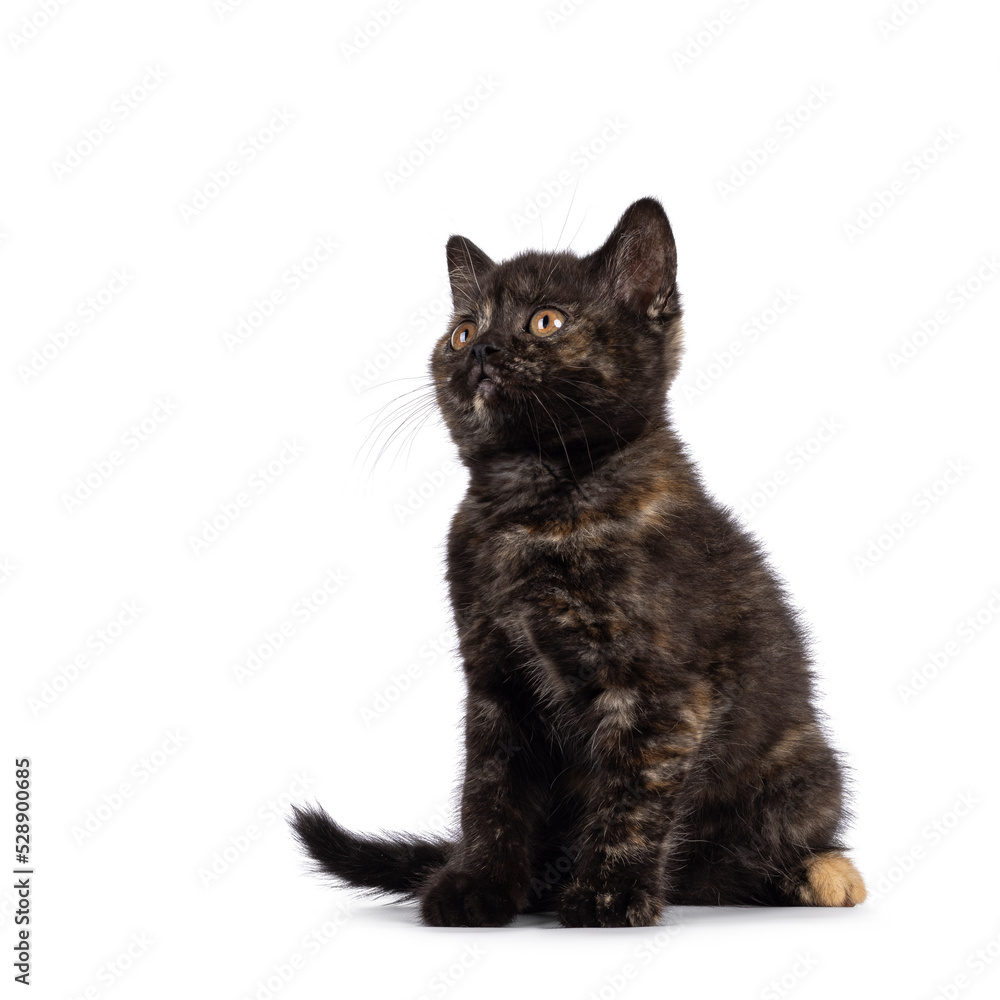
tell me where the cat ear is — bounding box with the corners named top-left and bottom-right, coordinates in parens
top-left (446, 235), bottom-right (496, 306)
top-left (591, 198), bottom-right (678, 316)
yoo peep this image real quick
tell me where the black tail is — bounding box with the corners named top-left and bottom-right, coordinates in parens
top-left (289, 804), bottom-right (451, 899)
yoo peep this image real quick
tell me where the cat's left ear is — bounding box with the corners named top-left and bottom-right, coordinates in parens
top-left (446, 235), bottom-right (496, 307)
top-left (591, 198), bottom-right (678, 317)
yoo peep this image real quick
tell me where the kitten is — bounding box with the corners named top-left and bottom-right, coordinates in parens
top-left (291, 197), bottom-right (865, 927)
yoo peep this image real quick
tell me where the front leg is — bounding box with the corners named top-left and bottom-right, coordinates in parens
top-left (420, 680), bottom-right (537, 926)
top-left (559, 680), bottom-right (712, 928)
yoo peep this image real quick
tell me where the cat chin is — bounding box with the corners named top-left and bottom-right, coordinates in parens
top-left (470, 390), bottom-right (496, 419)
top-left (469, 378), bottom-right (506, 418)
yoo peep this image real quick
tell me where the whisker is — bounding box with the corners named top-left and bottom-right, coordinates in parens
top-left (400, 405), bottom-right (441, 470)
top-left (356, 374), bottom-right (435, 393)
top-left (545, 384), bottom-right (622, 441)
top-left (359, 382), bottom-right (436, 425)
top-left (366, 408), bottom-right (437, 477)
top-left (547, 371), bottom-right (653, 426)
top-left (354, 388), bottom-right (438, 477)
top-left (529, 389), bottom-right (587, 497)
top-left (358, 395), bottom-right (433, 455)
top-left (544, 387), bottom-right (614, 471)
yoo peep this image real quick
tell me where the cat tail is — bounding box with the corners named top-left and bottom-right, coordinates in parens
top-left (289, 803), bottom-right (451, 899)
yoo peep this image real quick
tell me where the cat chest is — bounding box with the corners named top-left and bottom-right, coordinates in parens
top-left (475, 523), bottom-right (641, 674)
top-left (476, 522), bottom-right (608, 600)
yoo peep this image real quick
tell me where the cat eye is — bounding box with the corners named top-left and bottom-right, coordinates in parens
top-left (528, 308), bottom-right (566, 337)
top-left (450, 321), bottom-right (477, 350)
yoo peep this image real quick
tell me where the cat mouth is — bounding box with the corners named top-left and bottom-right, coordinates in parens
top-left (475, 374), bottom-right (497, 397)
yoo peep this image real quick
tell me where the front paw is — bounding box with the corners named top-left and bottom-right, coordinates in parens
top-left (420, 867), bottom-right (520, 927)
top-left (558, 879), bottom-right (663, 928)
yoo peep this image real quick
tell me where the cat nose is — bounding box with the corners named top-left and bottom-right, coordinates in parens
top-left (470, 342), bottom-right (500, 366)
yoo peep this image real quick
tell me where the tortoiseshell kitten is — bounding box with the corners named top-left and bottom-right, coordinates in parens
top-left (291, 198), bottom-right (865, 926)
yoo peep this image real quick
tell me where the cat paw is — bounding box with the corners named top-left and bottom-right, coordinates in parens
top-left (558, 881), bottom-right (663, 928)
top-left (420, 867), bottom-right (519, 927)
top-left (798, 851), bottom-right (867, 907)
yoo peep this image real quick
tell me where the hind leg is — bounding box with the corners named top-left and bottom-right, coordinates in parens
top-left (671, 723), bottom-right (866, 907)
top-left (670, 840), bottom-right (866, 907)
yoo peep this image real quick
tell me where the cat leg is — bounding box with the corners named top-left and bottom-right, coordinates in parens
top-left (764, 722), bottom-right (867, 907)
top-left (672, 721), bottom-right (866, 907)
top-left (420, 680), bottom-right (543, 926)
top-left (557, 680), bottom-right (712, 928)
top-left (670, 837), bottom-right (867, 907)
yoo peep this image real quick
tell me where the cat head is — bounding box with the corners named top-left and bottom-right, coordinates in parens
top-left (430, 197), bottom-right (683, 465)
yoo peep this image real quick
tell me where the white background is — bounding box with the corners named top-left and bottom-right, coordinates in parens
top-left (3, 0), bottom-right (999, 997)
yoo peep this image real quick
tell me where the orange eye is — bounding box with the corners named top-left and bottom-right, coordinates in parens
top-left (451, 321), bottom-right (476, 350)
top-left (528, 308), bottom-right (566, 337)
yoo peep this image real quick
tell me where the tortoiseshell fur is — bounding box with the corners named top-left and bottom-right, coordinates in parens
top-left (291, 198), bottom-right (865, 926)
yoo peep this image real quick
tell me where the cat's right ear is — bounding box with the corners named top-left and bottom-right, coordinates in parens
top-left (446, 236), bottom-right (495, 308)
top-left (591, 198), bottom-right (678, 318)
